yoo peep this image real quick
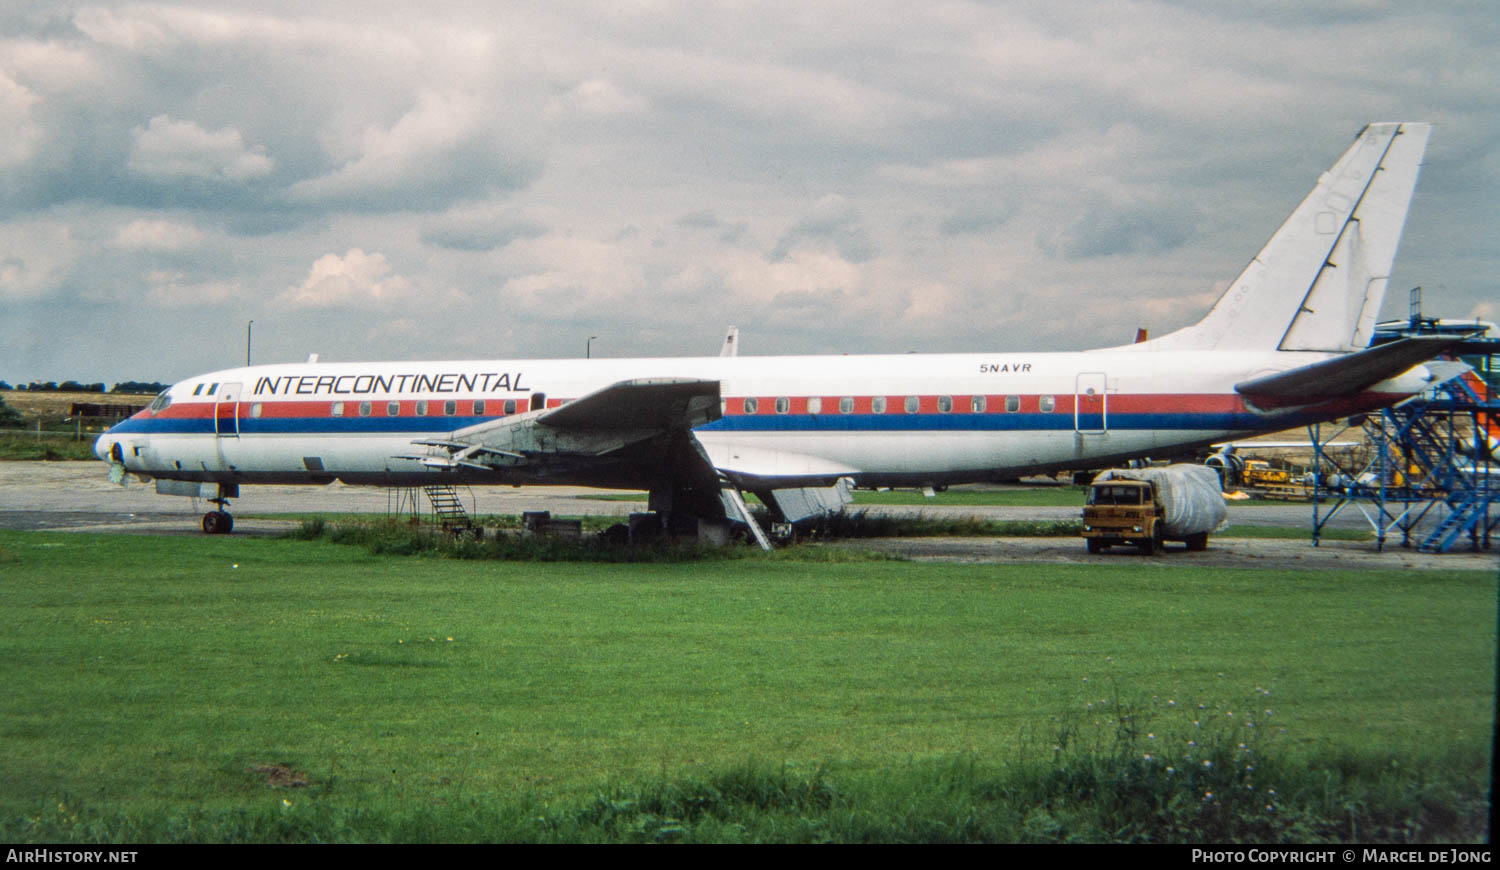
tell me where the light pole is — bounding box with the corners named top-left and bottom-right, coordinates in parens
top-left (246, 320), bottom-right (254, 367)
top-left (587, 335), bottom-right (597, 359)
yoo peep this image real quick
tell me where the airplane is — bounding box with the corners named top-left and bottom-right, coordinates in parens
top-left (96, 122), bottom-right (1458, 546)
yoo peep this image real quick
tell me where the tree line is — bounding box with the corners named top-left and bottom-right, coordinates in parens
top-left (0, 380), bottom-right (169, 394)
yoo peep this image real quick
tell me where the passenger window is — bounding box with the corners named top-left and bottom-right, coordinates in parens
top-left (971, 396), bottom-right (986, 413)
top-left (938, 396), bottom-right (952, 413)
top-left (807, 397), bottom-right (821, 415)
top-left (387, 401), bottom-right (400, 416)
top-left (775, 397), bottom-right (789, 414)
top-left (1005, 395), bottom-right (1020, 413)
top-left (416, 400), bottom-right (428, 416)
top-left (872, 397), bottom-right (887, 414)
top-left (743, 397), bottom-right (758, 414)
top-left (904, 396), bottom-right (919, 414)
top-left (331, 402), bottom-right (344, 417)
top-left (444, 400), bottom-right (457, 416)
top-left (1040, 395), bottom-right (1055, 412)
top-left (839, 397), bottom-right (853, 414)
top-left (505, 399), bottom-right (517, 415)
top-left (250, 403), bottom-right (263, 418)
top-left (474, 400), bottom-right (486, 415)
top-left (359, 401), bottom-right (371, 417)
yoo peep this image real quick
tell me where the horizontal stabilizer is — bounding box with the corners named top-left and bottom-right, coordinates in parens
top-left (1234, 336), bottom-right (1458, 404)
top-left (1420, 360), bottom-right (1475, 390)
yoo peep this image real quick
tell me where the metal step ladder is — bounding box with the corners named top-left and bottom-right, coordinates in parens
top-left (1418, 492), bottom-right (1483, 553)
top-left (721, 482), bottom-right (773, 551)
top-left (423, 483), bottom-right (476, 535)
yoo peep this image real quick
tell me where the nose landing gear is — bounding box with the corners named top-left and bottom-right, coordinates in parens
top-left (201, 483), bottom-right (237, 534)
top-left (202, 509), bottom-right (233, 534)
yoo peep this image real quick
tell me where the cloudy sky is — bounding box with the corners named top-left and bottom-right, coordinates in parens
top-left (1, 0), bottom-right (1495, 384)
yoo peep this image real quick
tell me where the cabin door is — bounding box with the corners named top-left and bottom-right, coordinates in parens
top-left (1074, 372), bottom-right (1107, 434)
top-left (214, 382), bottom-right (243, 439)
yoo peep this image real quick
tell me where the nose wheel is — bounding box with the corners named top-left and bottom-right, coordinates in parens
top-left (202, 510), bottom-right (234, 534)
top-left (203, 489), bottom-right (235, 534)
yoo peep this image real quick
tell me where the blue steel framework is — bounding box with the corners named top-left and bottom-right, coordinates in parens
top-left (1311, 318), bottom-right (1497, 553)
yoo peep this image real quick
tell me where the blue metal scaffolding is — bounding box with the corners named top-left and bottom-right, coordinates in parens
top-left (1310, 319), bottom-right (1497, 552)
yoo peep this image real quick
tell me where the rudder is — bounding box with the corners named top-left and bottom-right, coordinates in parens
top-left (1153, 123), bottom-right (1430, 353)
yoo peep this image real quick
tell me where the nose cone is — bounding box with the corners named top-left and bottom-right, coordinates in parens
top-left (94, 432), bottom-right (116, 464)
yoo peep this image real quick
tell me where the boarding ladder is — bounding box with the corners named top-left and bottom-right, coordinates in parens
top-left (423, 484), bottom-right (476, 536)
top-left (721, 482), bottom-right (773, 551)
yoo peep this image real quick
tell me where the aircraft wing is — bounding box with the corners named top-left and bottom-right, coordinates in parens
top-left (395, 378), bottom-right (724, 500)
top-left (537, 377), bottom-right (721, 431)
top-left (1234, 336), bottom-right (1461, 406)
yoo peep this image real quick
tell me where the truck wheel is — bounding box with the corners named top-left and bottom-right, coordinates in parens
top-left (1087, 538), bottom-right (1104, 554)
top-left (1141, 525), bottom-right (1162, 555)
top-left (1186, 532), bottom-right (1208, 551)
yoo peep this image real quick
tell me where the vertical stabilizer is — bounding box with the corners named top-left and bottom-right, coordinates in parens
top-left (1154, 123), bottom-right (1430, 353)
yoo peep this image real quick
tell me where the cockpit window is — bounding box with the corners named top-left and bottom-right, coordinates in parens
top-left (147, 391), bottom-right (173, 414)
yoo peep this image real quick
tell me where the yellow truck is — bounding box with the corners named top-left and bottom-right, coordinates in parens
top-left (1081, 465), bottom-right (1227, 555)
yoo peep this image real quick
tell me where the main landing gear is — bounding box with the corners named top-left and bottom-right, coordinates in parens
top-left (202, 483), bottom-right (237, 534)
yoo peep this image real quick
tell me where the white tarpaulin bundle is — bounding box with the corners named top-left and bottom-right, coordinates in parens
top-left (1093, 464), bottom-right (1228, 536)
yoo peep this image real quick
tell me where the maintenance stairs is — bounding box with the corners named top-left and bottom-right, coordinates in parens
top-left (1410, 369), bottom-right (1497, 552)
top-left (1311, 343), bottom-right (1497, 552)
top-left (1420, 491), bottom-right (1487, 553)
top-left (423, 483), bottom-right (478, 536)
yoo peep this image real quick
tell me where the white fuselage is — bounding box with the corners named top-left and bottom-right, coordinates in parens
top-left (97, 348), bottom-right (1420, 491)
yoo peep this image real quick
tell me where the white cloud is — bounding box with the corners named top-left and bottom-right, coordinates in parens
top-left (144, 270), bottom-right (239, 306)
top-left (771, 195), bottom-right (876, 263)
top-left (0, 71), bottom-right (42, 168)
top-left (127, 115), bottom-right (274, 182)
top-left (111, 219), bottom-right (205, 251)
top-left (553, 79), bottom-right (648, 117)
top-left (287, 89), bottom-right (535, 209)
top-left (278, 248), bottom-right (412, 308)
top-left (421, 204), bottom-right (548, 252)
top-left (0, 222), bottom-right (76, 302)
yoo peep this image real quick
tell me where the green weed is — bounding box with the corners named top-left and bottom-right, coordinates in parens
top-left (795, 509), bottom-right (1080, 538)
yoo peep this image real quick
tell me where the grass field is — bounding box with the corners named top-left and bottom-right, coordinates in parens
top-left (0, 528), bottom-right (1492, 842)
top-left (0, 432), bottom-right (100, 461)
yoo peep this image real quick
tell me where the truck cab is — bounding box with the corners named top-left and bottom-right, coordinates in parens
top-left (1082, 479), bottom-right (1164, 554)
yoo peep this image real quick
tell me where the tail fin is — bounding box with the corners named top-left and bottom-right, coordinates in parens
top-left (1154, 122), bottom-right (1430, 353)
